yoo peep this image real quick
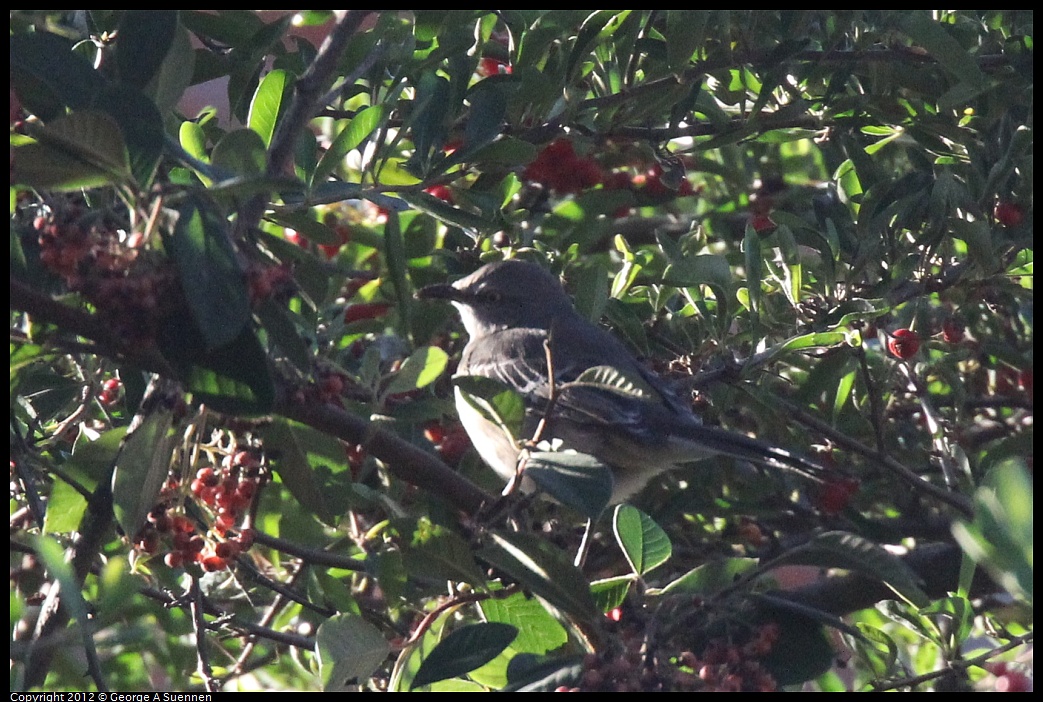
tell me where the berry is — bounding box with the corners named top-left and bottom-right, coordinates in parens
top-left (215, 541), bottom-right (241, 559)
top-left (888, 329), bottom-right (920, 359)
top-left (343, 302), bottom-right (391, 324)
top-left (477, 57), bottom-right (512, 76)
top-left (424, 184), bottom-right (454, 203)
top-left (994, 201), bottom-right (1024, 228)
top-left (163, 551), bottom-right (185, 568)
top-left (815, 476), bottom-right (860, 516)
top-left (750, 213), bottom-right (776, 235)
top-left (942, 317), bottom-right (965, 344)
top-left (201, 555), bottom-right (228, 572)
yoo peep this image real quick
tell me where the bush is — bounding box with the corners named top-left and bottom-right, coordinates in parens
top-left (10, 10), bottom-right (1032, 692)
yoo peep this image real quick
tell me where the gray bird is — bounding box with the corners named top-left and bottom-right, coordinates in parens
top-left (419, 259), bottom-right (823, 506)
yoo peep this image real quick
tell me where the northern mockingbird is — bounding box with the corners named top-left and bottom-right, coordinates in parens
top-left (419, 259), bottom-right (823, 505)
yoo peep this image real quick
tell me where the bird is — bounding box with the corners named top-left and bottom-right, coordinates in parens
top-left (418, 258), bottom-right (826, 508)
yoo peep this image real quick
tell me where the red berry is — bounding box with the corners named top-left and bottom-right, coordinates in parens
top-left (942, 317), bottom-right (965, 344)
top-left (750, 213), bottom-right (776, 235)
top-left (163, 551), bottom-right (184, 568)
top-left (343, 302), bottom-right (391, 324)
top-left (423, 421), bottom-right (446, 445)
top-left (172, 515), bottom-right (196, 534)
top-left (994, 201), bottom-right (1024, 228)
top-left (424, 184), bottom-right (454, 203)
top-left (215, 541), bottom-right (241, 559)
top-left (103, 378), bottom-right (121, 393)
top-left (606, 607), bottom-right (624, 622)
top-left (196, 467), bottom-right (219, 486)
top-left (435, 427), bottom-right (472, 466)
top-left (477, 57), bottom-right (512, 77)
top-left (888, 329), bottom-right (920, 359)
top-left (201, 555), bottom-right (228, 572)
top-left (815, 476), bottom-right (860, 516)
top-left (235, 528), bottom-right (256, 550)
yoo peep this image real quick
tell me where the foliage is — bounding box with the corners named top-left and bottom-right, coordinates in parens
top-left (10, 10), bottom-right (1032, 692)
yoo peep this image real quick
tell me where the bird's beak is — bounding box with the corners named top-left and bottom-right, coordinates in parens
top-left (415, 282), bottom-right (461, 302)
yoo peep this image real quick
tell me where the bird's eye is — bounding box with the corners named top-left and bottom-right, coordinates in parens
top-left (480, 289), bottom-right (503, 303)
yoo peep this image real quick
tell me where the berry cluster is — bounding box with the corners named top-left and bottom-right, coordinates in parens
top-left (985, 662), bottom-right (1032, 692)
top-left (423, 420), bottom-right (472, 467)
top-left (521, 140), bottom-right (696, 216)
top-left (522, 140), bottom-right (604, 195)
top-left (32, 205), bottom-right (182, 343)
top-left (132, 449), bottom-right (263, 573)
top-left (553, 605), bottom-right (782, 692)
top-left (246, 261), bottom-right (295, 305)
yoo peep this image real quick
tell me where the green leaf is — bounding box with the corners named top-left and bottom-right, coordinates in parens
top-left (951, 459), bottom-right (1033, 605)
top-left (10, 32), bottom-right (105, 118)
top-left (400, 518), bottom-right (486, 585)
top-left (42, 479), bottom-right (90, 536)
top-left (480, 531), bottom-right (599, 621)
top-left (411, 623), bottom-right (518, 689)
top-left (524, 451), bottom-right (613, 519)
top-left (12, 111), bottom-right (132, 191)
top-left (211, 128), bottom-right (268, 177)
top-left (90, 83), bottom-right (165, 187)
top-left (590, 575), bottom-right (634, 613)
top-left (168, 196), bottom-right (251, 350)
top-left (658, 558), bottom-right (760, 596)
top-left (453, 376), bottom-right (526, 447)
top-left (662, 253), bottom-right (733, 290)
top-left (249, 68), bottom-right (290, 147)
top-left (255, 298), bottom-right (311, 372)
top-left (313, 104), bottom-right (385, 187)
top-left (459, 85), bottom-right (507, 157)
top-left (766, 531), bottom-right (930, 608)
top-left (399, 190), bottom-right (495, 232)
top-left (29, 110), bottom-right (130, 179)
top-left (383, 346), bottom-right (449, 397)
top-left (479, 589), bottom-right (570, 655)
top-left (613, 504), bottom-right (672, 577)
top-left (116, 11), bottom-right (179, 89)
top-left (159, 318), bottom-right (275, 415)
top-left (899, 13), bottom-right (986, 89)
top-left (111, 406), bottom-right (176, 539)
top-left (179, 121), bottom-right (209, 164)
top-left (259, 418), bottom-right (340, 525)
top-left (317, 613), bottom-right (391, 692)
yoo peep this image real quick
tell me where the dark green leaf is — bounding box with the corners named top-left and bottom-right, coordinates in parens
top-left (766, 531), bottom-right (930, 608)
top-left (180, 326), bottom-right (275, 415)
top-left (168, 196), bottom-right (251, 350)
top-left (399, 190), bottom-right (495, 232)
top-left (259, 418), bottom-right (338, 524)
top-left (401, 518), bottom-right (486, 586)
top-left (524, 451), bottom-right (613, 519)
top-left (10, 32), bottom-right (105, 118)
top-left (411, 623), bottom-right (518, 689)
top-left (111, 406), bottom-right (176, 539)
top-left (116, 11), bottom-right (179, 89)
